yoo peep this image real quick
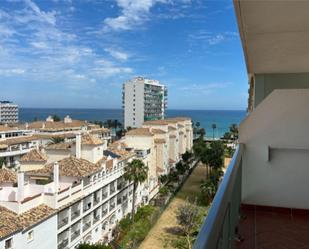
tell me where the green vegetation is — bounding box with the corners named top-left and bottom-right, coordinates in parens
top-left (124, 159), bottom-right (148, 222)
top-left (51, 114), bottom-right (61, 122)
top-left (77, 243), bottom-right (112, 249)
top-left (174, 201), bottom-right (203, 249)
top-left (117, 205), bottom-right (159, 249)
top-left (159, 186), bottom-right (169, 197)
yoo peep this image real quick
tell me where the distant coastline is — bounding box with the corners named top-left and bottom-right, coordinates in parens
top-left (19, 108), bottom-right (246, 139)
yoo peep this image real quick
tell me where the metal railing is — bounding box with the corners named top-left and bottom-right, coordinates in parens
top-left (193, 144), bottom-right (244, 249)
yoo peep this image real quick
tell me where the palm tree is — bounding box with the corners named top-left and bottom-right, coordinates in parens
top-left (124, 159), bottom-right (148, 222)
top-left (49, 137), bottom-right (65, 145)
top-left (211, 123), bottom-right (217, 140)
top-left (229, 123), bottom-right (239, 140)
top-left (200, 180), bottom-right (216, 203)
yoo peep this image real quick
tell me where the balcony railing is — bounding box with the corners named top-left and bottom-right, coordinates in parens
top-left (58, 238), bottom-right (69, 249)
top-left (71, 229), bottom-right (80, 242)
top-left (193, 144), bottom-right (244, 249)
top-left (58, 217), bottom-right (69, 229)
top-left (71, 209), bottom-right (80, 221)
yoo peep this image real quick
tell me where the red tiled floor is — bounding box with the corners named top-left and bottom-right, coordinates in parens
top-left (236, 205), bottom-right (309, 249)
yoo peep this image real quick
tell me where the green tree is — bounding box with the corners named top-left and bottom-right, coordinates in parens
top-left (182, 151), bottom-right (192, 163)
top-left (175, 201), bottom-right (201, 249)
top-left (229, 123), bottom-right (239, 140)
top-left (211, 123), bottom-right (217, 140)
top-left (202, 141), bottom-right (224, 170)
top-left (200, 179), bottom-right (216, 203)
top-left (52, 114), bottom-right (61, 122)
top-left (49, 137), bottom-right (65, 144)
top-left (195, 122), bottom-right (200, 128)
top-left (124, 159), bottom-right (148, 222)
top-left (77, 243), bottom-right (112, 249)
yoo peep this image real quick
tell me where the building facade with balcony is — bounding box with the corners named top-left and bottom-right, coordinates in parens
top-left (0, 101), bottom-right (19, 124)
top-left (123, 77), bottom-right (167, 128)
top-left (0, 134), bottom-right (137, 249)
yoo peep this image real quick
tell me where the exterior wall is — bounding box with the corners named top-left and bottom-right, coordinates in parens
top-left (80, 144), bottom-right (104, 164)
top-left (20, 162), bottom-right (45, 171)
top-left (123, 79), bottom-right (145, 128)
top-left (0, 214), bottom-right (57, 249)
top-left (240, 89), bottom-right (309, 209)
top-left (0, 102), bottom-right (19, 124)
top-left (46, 150), bottom-right (72, 164)
top-left (254, 73), bottom-right (309, 108)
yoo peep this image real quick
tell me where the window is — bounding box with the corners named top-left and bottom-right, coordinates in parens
top-left (27, 230), bottom-right (34, 242)
top-left (5, 238), bottom-right (12, 249)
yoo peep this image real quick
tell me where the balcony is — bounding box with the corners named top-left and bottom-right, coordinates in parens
top-left (71, 229), bottom-right (80, 242)
top-left (71, 209), bottom-right (80, 221)
top-left (194, 145), bottom-right (243, 249)
top-left (58, 217), bottom-right (69, 229)
top-left (58, 238), bottom-right (69, 249)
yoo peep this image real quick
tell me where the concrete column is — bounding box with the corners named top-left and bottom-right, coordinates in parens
top-left (54, 161), bottom-right (59, 193)
top-left (76, 133), bottom-right (81, 159)
top-left (17, 172), bottom-right (24, 202)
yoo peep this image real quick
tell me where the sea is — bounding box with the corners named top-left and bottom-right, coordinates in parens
top-left (19, 108), bottom-right (246, 139)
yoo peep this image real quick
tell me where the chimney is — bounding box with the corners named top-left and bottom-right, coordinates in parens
top-left (17, 172), bottom-right (24, 202)
top-left (53, 162), bottom-right (59, 193)
top-left (76, 133), bottom-right (81, 159)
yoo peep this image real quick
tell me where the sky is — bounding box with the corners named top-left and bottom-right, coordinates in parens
top-left (0, 0), bottom-right (248, 110)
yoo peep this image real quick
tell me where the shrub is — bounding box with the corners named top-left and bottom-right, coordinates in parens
top-left (159, 186), bottom-right (169, 196)
top-left (77, 243), bottom-right (112, 249)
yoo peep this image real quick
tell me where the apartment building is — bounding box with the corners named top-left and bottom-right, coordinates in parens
top-left (194, 1), bottom-right (309, 249)
top-left (0, 133), bottom-right (136, 249)
top-left (125, 117), bottom-right (193, 200)
top-left (0, 116), bottom-right (112, 169)
top-left (0, 125), bottom-right (39, 168)
top-left (0, 101), bottom-right (19, 124)
top-left (122, 77), bottom-right (168, 128)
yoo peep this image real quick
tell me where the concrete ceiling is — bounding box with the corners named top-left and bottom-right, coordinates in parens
top-left (234, 0), bottom-right (309, 74)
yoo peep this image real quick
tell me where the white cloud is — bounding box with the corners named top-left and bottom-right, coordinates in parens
top-left (0, 68), bottom-right (25, 76)
top-left (105, 48), bottom-right (129, 61)
top-left (189, 31), bottom-right (238, 45)
top-left (103, 0), bottom-right (169, 31)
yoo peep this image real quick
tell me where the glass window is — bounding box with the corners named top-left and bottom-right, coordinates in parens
top-left (27, 230), bottom-right (34, 242)
top-left (5, 238), bottom-right (12, 249)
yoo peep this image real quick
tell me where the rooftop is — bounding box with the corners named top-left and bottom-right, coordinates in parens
top-left (0, 204), bottom-right (55, 239)
top-left (29, 156), bottom-right (100, 178)
top-left (126, 128), bottom-right (153, 136)
top-left (0, 168), bottom-right (17, 184)
top-left (81, 133), bottom-right (104, 146)
top-left (20, 149), bottom-right (47, 163)
top-left (45, 142), bottom-right (72, 151)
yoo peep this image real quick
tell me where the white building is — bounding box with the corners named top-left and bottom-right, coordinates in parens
top-left (0, 101), bottom-right (19, 124)
top-left (0, 133), bottom-right (137, 249)
top-left (122, 77), bottom-right (168, 128)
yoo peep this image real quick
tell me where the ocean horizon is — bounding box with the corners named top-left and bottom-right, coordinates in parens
top-left (19, 108), bottom-right (246, 139)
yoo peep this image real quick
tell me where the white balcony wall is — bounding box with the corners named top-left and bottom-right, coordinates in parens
top-left (240, 89), bottom-right (309, 209)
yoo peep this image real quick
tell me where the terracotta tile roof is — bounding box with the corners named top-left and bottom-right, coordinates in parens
top-left (29, 156), bottom-right (100, 178)
top-left (168, 126), bottom-right (176, 131)
top-left (0, 168), bottom-right (17, 184)
top-left (26, 120), bottom-right (88, 131)
top-left (178, 124), bottom-right (185, 128)
top-left (109, 141), bottom-right (128, 150)
top-left (20, 149), bottom-right (47, 162)
top-left (0, 144), bottom-right (8, 149)
top-left (143, 120), bottom-right (169, 125)
top-left (0, 125), bottom-right (18, 132)
top-left (169, 158), bottom-right (176, 164)
top-left (151, 129), bottom-right (166, 134)
top-left (95, 156), bottom-right (107, 166)
top-left (169, 135), bottom-right (176, 139)
top-left (89, 128), bottom-right (111, 134)
top-left (35, 133), bottom-right (76, 140)
top-left (82, 134), bottom-right (104, 145)
top-left (126, 128), bottom-right (153, 136)
top-left (107, 148), bottom-right (135, 161)
top-left (156, 167), bottom-right (164, 173)
top-left (0, 204), bottom-right (55, 239)
top-left (168, 117), bottom-right (191, 121)
top-left (154, 138), bottom-right (166, 144)
top-left (45, 142), bottom-right (72, 150)
top-left (0, 136), bottom-right (39, 146)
